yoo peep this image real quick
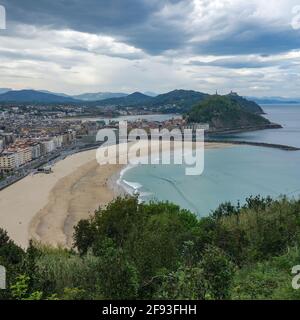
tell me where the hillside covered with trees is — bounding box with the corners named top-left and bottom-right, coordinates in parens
top-left (93, 90), bottom-right (265, 114)
top-left (187, 95), bottom-right (276, 132)
top-left (1, 195), bottom-right (300, 300)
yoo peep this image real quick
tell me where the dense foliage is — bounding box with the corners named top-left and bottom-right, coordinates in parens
top-left (1, 195), bottom-right (300, 300)
top-left (187, 95), bottom-right (270, 131)
top-left (225, 93), bottom-right (264, 114)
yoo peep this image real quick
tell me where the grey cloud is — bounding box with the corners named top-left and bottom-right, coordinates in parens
top-left (191, 23), bottom-right (300, 56)
top-left (2, 0), bottom-right (188, 54)
top-left (188, 58), bottom-right (276, 69)
top-left (188, 53), bottom-right (300, 70)
top-left (2, 0), bottom-right (300, 56)
top-left (67, 45), bottom-right (144, 60)
top-left (0, 48), bottom-right (85, 68)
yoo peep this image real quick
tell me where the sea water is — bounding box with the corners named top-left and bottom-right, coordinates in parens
top-left (120, 105), bottom-right (300, 216)
top-left (213, 104), bottom-right (300, 148)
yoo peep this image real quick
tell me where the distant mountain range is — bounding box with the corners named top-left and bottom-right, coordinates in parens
top-left (95, 90), bottom-right (264, 114)
top-left (0, 88), bottom-right (12, 94)
top-left (0, 89), bottom-right (129, 102)
top-left (1, 88), bottom-right (299, 105)
top-left (0, 89), bottom-right (184, 107)
top-left (0, 90), bottom-right (79, 104)
top-left (38, 90), bottom-right (71, 98)
top-left (143, 91), bottom-right (158, 97)
top-left (92, 92), bottom-right (153, 107)
top-left (0, 89), bottom-right (156, 102)
top-left (0, 88), bottom-right (291, 117)
top-left (72, 92), bottom-right (128, 101)
top-left (247, 96), bottom-right (300, 104)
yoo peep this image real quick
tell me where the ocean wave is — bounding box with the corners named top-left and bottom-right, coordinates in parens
top-left (122, 179), bottom-right (142, 193)
top-left (116, 164), bottom-right (137, 187)
top-left (117, 164), bottom-right (142, 194)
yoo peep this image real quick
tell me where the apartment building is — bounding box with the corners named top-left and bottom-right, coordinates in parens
top-left (62, 130), bottom-right (76, 146)
top-left (0, 152), bottom-right (17, 172)
top-left (53, 135), bottom-right (63, 149)
top-left (30, 143), bottom-right (41, 159)
top-left (14, 147), bottom-right (32, 167)
top-left (0, 133), bottom-right (16, 147)
top-left (40, 139), bottom-right (56, 155)
top-left (0, 140), bottom-right (34, 172)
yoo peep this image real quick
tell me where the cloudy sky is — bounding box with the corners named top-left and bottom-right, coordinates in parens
top-left (0, 0), bottom-right (300, 96)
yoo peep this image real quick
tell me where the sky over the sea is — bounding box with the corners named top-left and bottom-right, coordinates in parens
top-left (0, 0), bottom-right (300, 96)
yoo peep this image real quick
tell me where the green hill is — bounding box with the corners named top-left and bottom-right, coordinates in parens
top-left (91, 90), bottom-right (263, 115)
top-left (92, 89), bottom-right (208, 111)
top-left (187, 95), bottom-right (272, 132)
top-left (94, 92), bottom-right (152, 106)
top-left (148, 89), bottom-right (209, 112)
top-left (226, 92), bottom-right (264, 114)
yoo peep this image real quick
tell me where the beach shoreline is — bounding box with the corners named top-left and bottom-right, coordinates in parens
top-left (0, 142), bottom-right (232, 249)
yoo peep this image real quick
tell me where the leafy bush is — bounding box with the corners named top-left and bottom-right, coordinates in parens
top-left (2, 196), bottom-right (300, 300)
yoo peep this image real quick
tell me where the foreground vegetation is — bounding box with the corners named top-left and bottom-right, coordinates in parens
top-left (1, 195), bottom-right (300, 300)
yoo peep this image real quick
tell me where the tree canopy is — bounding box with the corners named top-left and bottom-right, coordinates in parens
top-left (1, 195), bottom-right (300, 300)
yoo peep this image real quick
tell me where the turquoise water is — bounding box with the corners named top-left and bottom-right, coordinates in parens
top-left (121, 105), bottom-right (300, 216)
top-left (121, 147), bottom-right (300, 216)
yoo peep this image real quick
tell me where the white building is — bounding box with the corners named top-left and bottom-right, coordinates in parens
top-left (14, 147), bottom-right (32, 167)
top-left (0, 152), bottom-right (17, 172)
top-left (40, 140), bottom-right (56, 155)
top-left (53, 135), bottom-right (63, 149)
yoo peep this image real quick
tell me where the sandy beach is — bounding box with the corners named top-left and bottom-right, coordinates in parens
top-left (0, 149), bottom-right (123, 249)
top-left (0, 142), bottom-right (231, 249)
